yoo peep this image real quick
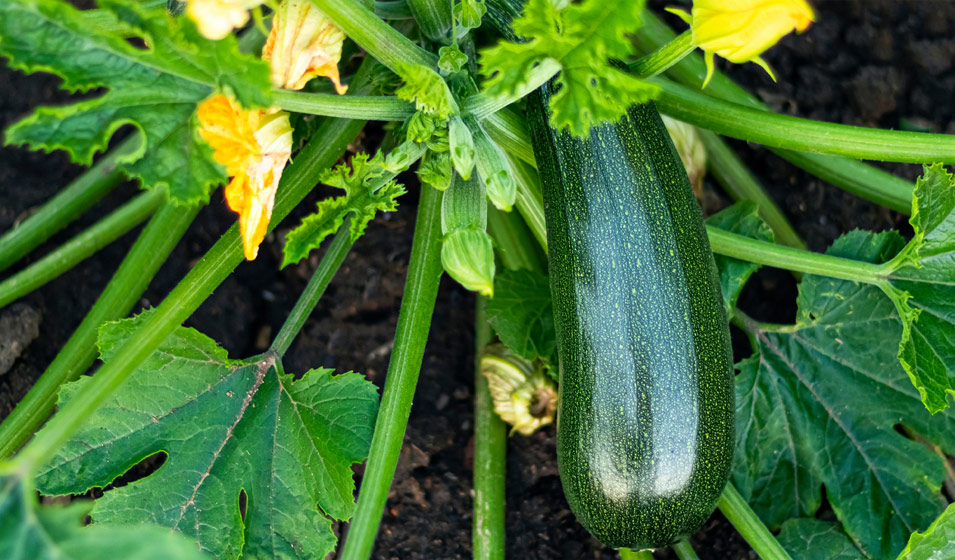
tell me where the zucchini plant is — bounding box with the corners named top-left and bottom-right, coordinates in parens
top-left (0, 0), bottom-right (953, 559)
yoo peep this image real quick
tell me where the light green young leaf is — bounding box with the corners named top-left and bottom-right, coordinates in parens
top-left (705, 201), bottom-right (774, 313)
top-left (882, 163), bottom-right (955, 413)
top-left (479, 0), bottom-right (658, 136)
top-left (35, 314), bottom-right (380, 560)
top-left (0, 0), bottom-right (272, 206)
top-left (486, 269), bottom-right (557, 369)
top-left (0, 470), bottom-right (209, 560)
top-left (396, 62), bottom-right (459, 121)
top-left (418, 150), bottom-right (453, 191)
top-left (897, 502), bottom-right (955, 560)
top-left (777, 519), bottom-right (865, 560)
top-left (733, 230), bottom-right (955, 559)
top-left (283, 144), bottom-right (426, 266)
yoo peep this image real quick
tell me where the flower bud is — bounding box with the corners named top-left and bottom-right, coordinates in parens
top-left (441, 229), bottom-right (495, 296)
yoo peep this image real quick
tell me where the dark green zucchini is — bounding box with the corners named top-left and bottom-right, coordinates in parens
top-left (527, 87), bottom-right (735, 549)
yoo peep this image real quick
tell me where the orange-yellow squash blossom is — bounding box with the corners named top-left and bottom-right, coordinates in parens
top-left (668, 0), bottom-right (815, 87)
top-left (197, 95), bottom-right (293, 260)
top-left (187, 0), bottom-right (262, 41)
top-left (263, 0), bottom-right (348, 94)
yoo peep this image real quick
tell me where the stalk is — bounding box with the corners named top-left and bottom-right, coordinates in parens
top-left (311, 0), bottom-right (437, 71)
top-left (269, 223), bottom-right (356, 358)
top-left (12, 59), bottom-right (380, 471)
top-left (651, 77), bottom-right (955, 164)
top-left (472, 297), bottom-right (506, 560)
top-left (719, 484), bottom-right (794, 560)
top-left (618, 549), bottom-right (654, 560)
top-left (0, 136), bottom-right (136, 273)
top-left (406, 0), bottom-right (452, 41)
top-left (340, 185), bottom-right (445, 560)
top-left (0, 189), bottom-right (163, 308)
top-left (486, 207), bottom-right (546, 273)
top-left (465, 59), bottom-right (561, 119)
top-left (632, 10), bottom-right (914, 210)
top-left (629, 30), bottom-right (694, 79)
top-left (374, 1), bottom-right (414, 19)
top-left (0, 201), bottom-right (199, 459)
top-left (272, 90), bottom-right (413, 120)
top-left (672, 540), bottom-right (700, 560)
top-left (482, 109), bottom-right (536, 169)
top-left (698, 130), bottom-right (805, 250)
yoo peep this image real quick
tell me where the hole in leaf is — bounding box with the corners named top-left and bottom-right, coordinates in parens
top-left (103, 451), bottom-right (168, 491)
top-left (239, 489), bottom-right (248, 522)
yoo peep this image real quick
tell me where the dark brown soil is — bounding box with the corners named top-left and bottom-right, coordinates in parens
top-left (1, 2), bottom-right (952, 559)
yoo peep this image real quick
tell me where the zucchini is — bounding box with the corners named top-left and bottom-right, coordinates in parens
top-left (527, 87), bottom-right (735, 549)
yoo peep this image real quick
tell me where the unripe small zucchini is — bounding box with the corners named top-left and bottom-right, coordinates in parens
top-left (527, 86), bottom-right (735, 550)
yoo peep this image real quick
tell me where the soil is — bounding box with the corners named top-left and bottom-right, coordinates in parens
top-left (1, 1), bottom-right (953, 559)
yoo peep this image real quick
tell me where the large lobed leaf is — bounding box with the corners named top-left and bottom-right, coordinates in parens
top-left (479, 0), bottom-right (658, 136)
top-left (884, 163), bottom-right (955, 413)
top-left (733, 229), bottom-right (955, 559)
top-left (35, 314), bottom-right (380, 560)
top-left (0, 0), bottom-right (272, 206)
top-left (778, 518), bottom-right (865, 560)
top-left (897, 502), bottom-right (955, 560)
top-left (486, 268), bottom-right (557, 370)
top-left (0, 470), bottom-right (208, 560)
top-left (705, 201), bottom-right (775, 314)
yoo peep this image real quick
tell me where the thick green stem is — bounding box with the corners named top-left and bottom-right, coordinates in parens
top-left (618, 549), bottom-right (654, 560)
top-left (465, 59), bottom-right (561, 119)
top-left (374, 0), bottom-right (414, 19)
top-left (311, 0), bottom-right (436, 71)
top-left (719, 484), bottom-right (793, 560)
top-left (632, 10), bottom-right (915, 209)
top-left (272, 90), bottom-right (413, 120)
top-left (486, 207), bottom-right (546, 273)
top-left (705, 226), bottom-right (883, 284)
top-left (0, 136), bottom-right (136, 273)
top-left (0, 201), bottom-right (198, 459)
top-left (0, 189), bottom-right (163, 309)
top-left (482, 109), bottom-right (536, 169)
top-left (472, 297), bottom-right (506, 560)
top-left (698, 130), bottom-right (805, 250)
top-left (651, 77), bottom-right (955, 164)
top-left (12, 59), bottom-right (378, 471)
top-left (269, 225), bottom-right (356, 358)
top-left (406, 0), bottom-right (451, 40)
top-left (672, 540), bottom-right (700, 560)
top-left (630, 30), bottom-right (694, 79)
top-left (340, 185), bottom-right (445, 560)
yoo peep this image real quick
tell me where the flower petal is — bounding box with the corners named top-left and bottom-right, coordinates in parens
top-left (263, 0), bottom-right (348, 93)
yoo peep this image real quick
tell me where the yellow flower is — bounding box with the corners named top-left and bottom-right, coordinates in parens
top-left (263, 0), bottom-right (348, 94)
top-left (187, 0), bottom-right (263, 40)
top-left (668, 0), bottom-right (815, 87)
top-left (197, 95), bottom-right (293, 260)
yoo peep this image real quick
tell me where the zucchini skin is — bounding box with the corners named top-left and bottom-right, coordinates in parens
top-left (527, 88), bottom-right (735, 549)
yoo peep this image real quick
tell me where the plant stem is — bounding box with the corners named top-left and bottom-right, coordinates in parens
top-left (719, 484), bottom-right (793, 560)
top-left (630, 30), bottom-right (694, 79)
top-left (698, 130), bottom-right (805, 250)
top-left (472, 296), bottom-right (506, 560)
top-left (465, 59), bottom-right (561, 119)
top-left (482, 109), bottom-right (536, 169)
top-left (12, 59), bottom-right (380, 471)
top-left (705, 226), bottom-right (883, 284)
top-left (270, 223), bottom-right (355, 358)
top-left (632, 10), bottom-right (915, 209)
top-left (272, 90), bottom-right (413, 120)
top-left (0, 137), bottom-right (136, 274)
top-left (618, 549), bottom-right (654, 560)
top-left (340, 185), bottom-right (445, 560)
top-left (406, 0), bottom-right (451, 41)
top-left (672, 540), bottom-right (700, 560)
top-left (374, 0), bottom-right (414, 19)
top-left (486, 207), bottom-right (547, 273)
top-left (0, 201), bottom-right (198, 459)
top-left (0, 189), bottom-right (163, 309)
top-left (312, 0), bottom-right (437, 72)
top-left (651, 77), bottom-right (955, 164)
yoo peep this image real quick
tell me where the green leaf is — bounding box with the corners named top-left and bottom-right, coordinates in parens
top-left (0, 469), bottom-right (208, 560)
top-left (777, 519), bottom-right (865, 560)
top-left (733, 229), bottom-right (955, 559)
top-left (897, 502), bottom-right (955, 560)
top-left (705, 201), bottom-right (775, 313)
top-left (0, 0), bottom-right (272, 206)
top-left (283, 146), bottom-right (422, 267)
top-left (486, 269), bottom-right (556, 368)
top-left (479, 0), bottom-right (658, 136)
top-left (35, 314), bottom-right (380, 560)
top-left (395, 62), bottom-right (458, 121)
top-left (883, 163), bottom-right (955, 413)
top-left (418, 150), bottom-right (453, 191)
